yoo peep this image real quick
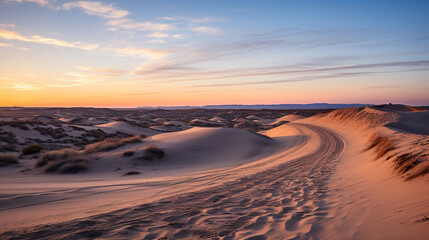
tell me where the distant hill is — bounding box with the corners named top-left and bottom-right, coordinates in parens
top-left (138, 103), bottom-right (370, 110)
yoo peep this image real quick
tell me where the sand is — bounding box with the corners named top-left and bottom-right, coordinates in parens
top-left (1, 105), bottom-right (428, 239)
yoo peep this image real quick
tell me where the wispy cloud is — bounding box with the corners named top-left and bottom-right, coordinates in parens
top-left (0, 42), bottom-right (13, 48)
top-left (0, 23), bottom-right (17, 28)
top-left (0, 77), bottom-right (12, 81)
top-left (122, 92), bottom-right (161, 96)
top-left (76, 66), bottom-right (126, 76)
top-left (106, 18), bottom-right (173, 31)
top-left (5, 0), bottom-right (48, 6)
top-left (146, 32), bottom-right (169, 38)
top-left (159, 16), bottom-right (223, 24)
top-left (0, 27), bottom-right (170, 59)
top-left (361, 85), bottom-right (405, 89)
top-left (108, 47), bottom-right (170, 59)
top-left (0, 28), bottom-right (98, 50)
top-left (190, 72), bottom-right (379, 88)
top-left (191, 26), bottom-right (219, 35)
top-left (61, 1), bottom-right (173, 32)
top-left (131, 28), bottom-right (366, 77)
top-left (13, 83), bottom-right (42, 91)
top-left (62, 1), bottom-right (128, 19)
top-left (176, 60), bottom-right (429, 83)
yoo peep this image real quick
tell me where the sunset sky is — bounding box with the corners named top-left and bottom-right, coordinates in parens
top-left (0, 0), bottom-right (428, 107)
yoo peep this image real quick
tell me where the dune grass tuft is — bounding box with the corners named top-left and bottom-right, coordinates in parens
top-left (122, 151), bottom-right (134, 157)
top-left (140, 144), bottom-right (165, 161)
top-left (366, 134), bottom-right (429, 181)
top-left (36, 148), bottom-right (81, 167)
top-left (0, 154), bottom-right (18, 166)
top-left (366, 133), bottom-right (396, 159)
top-left (22, 144), bottom-right (43, 155)
top-left (36, 148), bottom-right (86, 173)
top-left (84, 135), bottom-right (144, 154)
top-left (123, 171), bottom-right (141, 176)
top-left (45, 158), bottom-right (87, 173)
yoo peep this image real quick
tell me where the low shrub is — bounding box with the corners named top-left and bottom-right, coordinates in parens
top-left (22, 144), bottom-right (43, 155)
top-left (0, 154), bottom-right (18, 166)
top-left (36, 148), bottom-right (81, 167)
top-left (140, 144), bottom-right (165, 161)
top-left (122, 151), bottom-right (134, 157)
top-left (393, 153), bottom-right (419, 174)
top-left (123, 171), bottom-right (141, 176)
top-left (84, 135), bottom-right (144, 154)
top-left (366, 133), bottom-right (396, 159)
top-left (0, 144), bottom-right (17, 152)
top-left (34, 127), bottom-right (68, 139)
top-left (45, 158), bottom-right (87, 173)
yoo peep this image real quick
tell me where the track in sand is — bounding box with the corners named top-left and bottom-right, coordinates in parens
top-left (2, 123), bottom-right (344, 239)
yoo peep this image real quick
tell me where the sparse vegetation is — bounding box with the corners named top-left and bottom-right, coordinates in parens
top-left (123, 171), bottom-right (141, 176)
top-left (0, 154), bottom-right (18, 166)
top-left (34, 126), bottom-right (68, 139)
top-left (22, 144), bottom-right (43, 155)
top-left (405, 161), bottom-right (429, 181)
top-left (233, 121), bottom-right (264, 132)
top-left (36, 148), bottom-right (81, 167)
top-left (393, 153), bottom-right (420, 174)
top-left (366, 133), bottom-right (396, 159)
top-left (0, 121), bottom-right (30, 130)
top-left (416, 214), bottom-right (429, 223)
top-left (84, 135), bottom-right (144, 154)
top-left (45, 158), bottom-right (87, 173)
top-left (122, 151), bottom-right (134, 157)
top-left (366, 134), bottom-right (429, 181)
top-left (140, 144), bottom-right (165, 161)
top-left (0, 130), bottom-right (18, 145)
top-left (0, 144), bottom-right (17, 152)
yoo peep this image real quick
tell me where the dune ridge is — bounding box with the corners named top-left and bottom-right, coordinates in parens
top-left (0, 106), bottom-right (428, 239)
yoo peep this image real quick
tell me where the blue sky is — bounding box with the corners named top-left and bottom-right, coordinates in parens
top-left (0, 0), bottom-right (428, 107)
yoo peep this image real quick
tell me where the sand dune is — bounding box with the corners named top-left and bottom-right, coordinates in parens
top-left (95, 121), bottom-right (159, 136)
top-left (1, 106), bottom-right (428, 239)
top-left (1, 123), bottom-right (341, 239)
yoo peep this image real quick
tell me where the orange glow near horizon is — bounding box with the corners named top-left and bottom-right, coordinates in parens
top-left (0, 1), bottom-right (428, 107)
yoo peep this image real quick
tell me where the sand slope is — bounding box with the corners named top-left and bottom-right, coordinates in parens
top-left (1, 123), bottom-right (344, 239)
top-left (1, 106), bottom-right (428, 239)
top-left (95, 121), bottom-right (159, 136)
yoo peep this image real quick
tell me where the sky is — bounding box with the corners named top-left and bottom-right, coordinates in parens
top-left (0, 0), bottom-right (428, 107)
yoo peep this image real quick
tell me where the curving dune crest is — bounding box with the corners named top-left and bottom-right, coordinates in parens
top-left (95, 121), bottom-right (158, 136)
top-left (147, 127), bottom-right (274, 168)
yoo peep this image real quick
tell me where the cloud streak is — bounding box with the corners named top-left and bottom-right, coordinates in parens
top-left (76, 66), bottom-right (126, 76)
top-left (190, 71), bottom-right (380, 88)
top-left (191, 26), bottom-right (219, 35)
top-left (106, 18), bottom-right (173, 31)
top-left (157, 60), bottom-right (429, 84)
top-left (107, 47), bottom-right (170, 59)
top-left (62, 1), bottom-right (128, 19)
top-left (0, 28), bottom-right (98, 50)
top-left (5, 0), bottom-right (48, 6)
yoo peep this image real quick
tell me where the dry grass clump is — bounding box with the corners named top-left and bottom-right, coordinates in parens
top-left (0, 154), bottom-right (18, 166)
top-left (366, 133), bottom-right (429, 181)
top-left (35, 148), bottom-right (86, 173)
top-left (36, 148), bottom-right (80, 167)
top-left (84, 135), bottom-right (144, 154)
top-left (393, 153), bottom-right (420, 174)
top-left (123, 171), bottom-right (141, 176)
top-left (122, 151), bottom-right (134, 157)
top-left (22, 144), bottom-right (43, 155)
top-left (366, 133), bottom-right (396, 159)
top-left (140, 144), bottom-right (165, 161)
top-left (406, 161), bottom-right (429, 181)
top-left (393, 154), bottom-right (429, 181)
top-left (45, 158), bottom-right (87, 173)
